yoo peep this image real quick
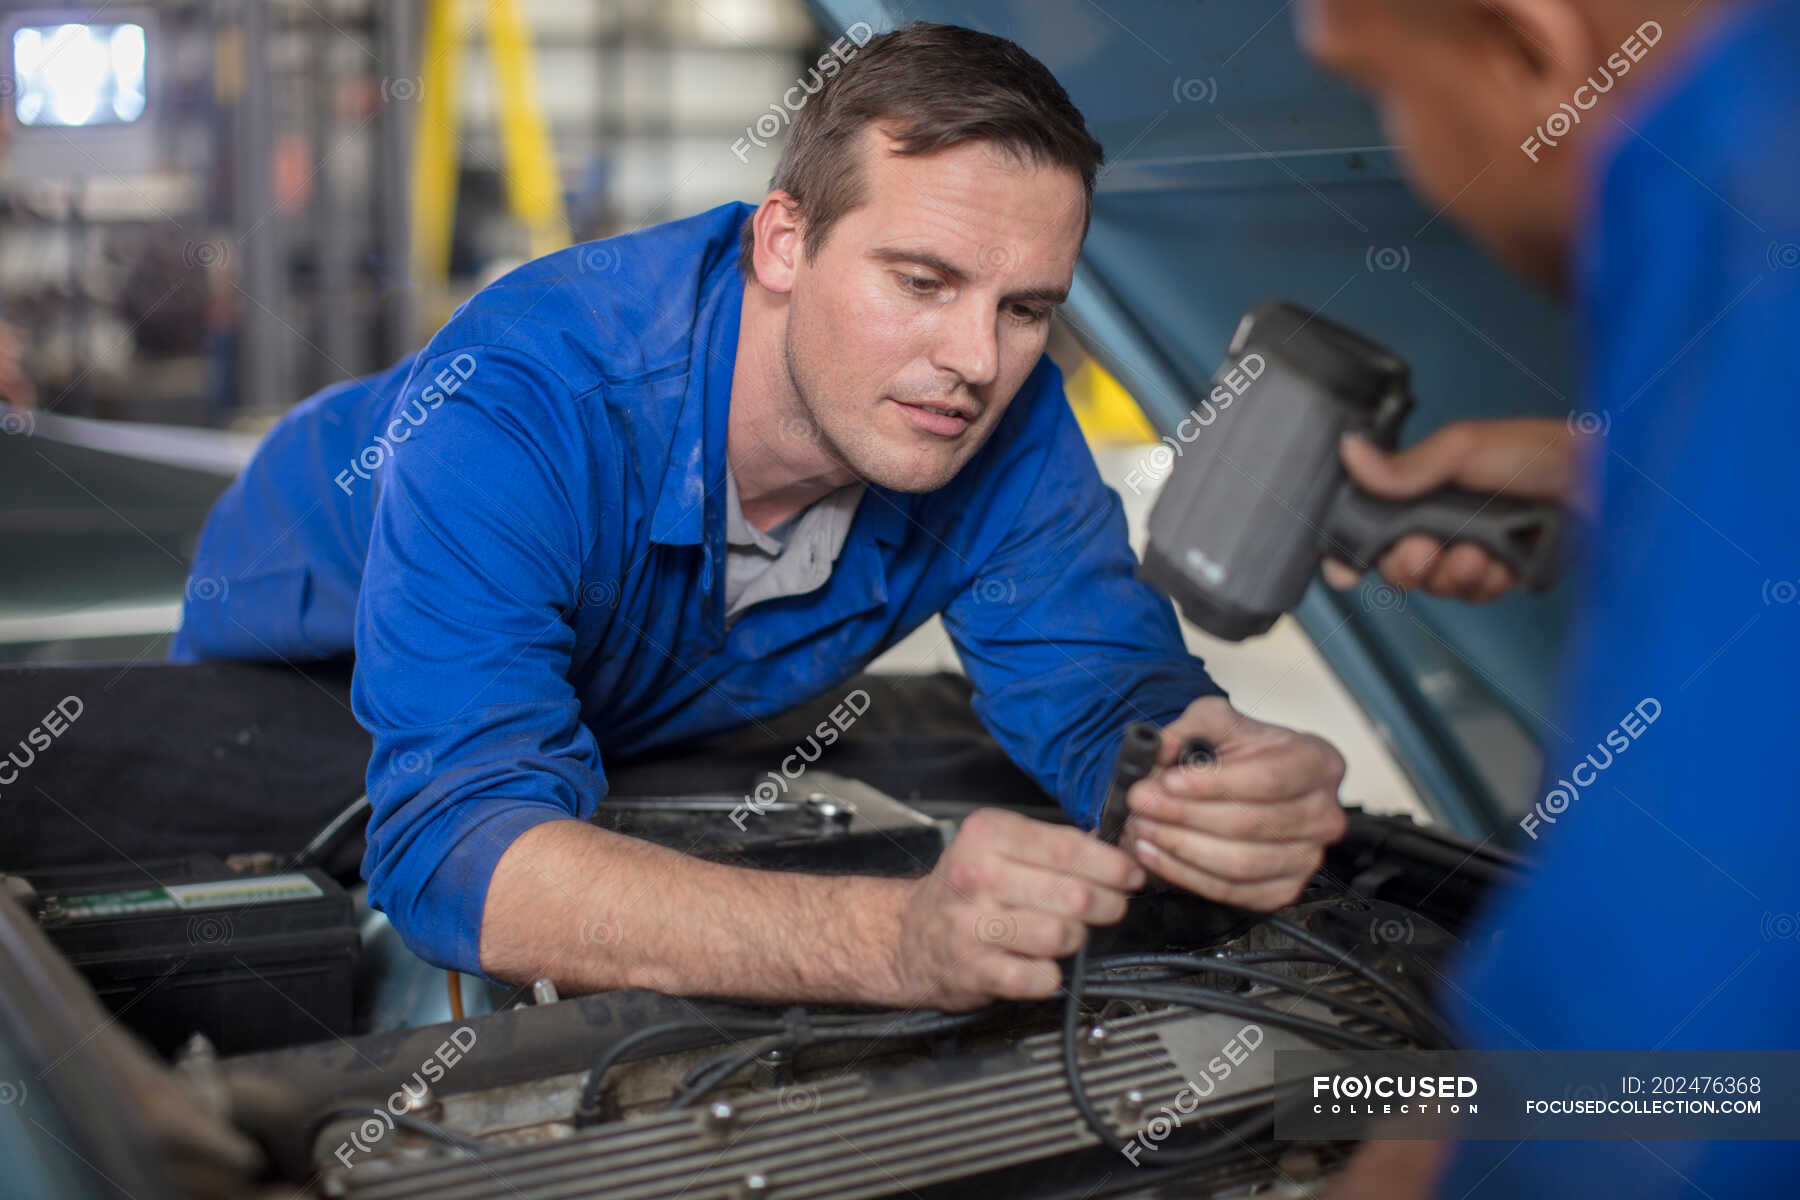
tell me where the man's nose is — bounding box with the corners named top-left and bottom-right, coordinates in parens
top-left (932, 297), bottom-right (999, 389)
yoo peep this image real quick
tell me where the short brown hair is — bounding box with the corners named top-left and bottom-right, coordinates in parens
top-left (738, 22), bottom-right (1104, 278)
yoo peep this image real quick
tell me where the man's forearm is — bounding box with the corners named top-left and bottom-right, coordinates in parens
top-left (478, 819), bottom-right (914, 1004)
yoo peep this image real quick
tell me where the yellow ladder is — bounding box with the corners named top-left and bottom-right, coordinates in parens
top-left (412, 0), bottom-right (570, 304)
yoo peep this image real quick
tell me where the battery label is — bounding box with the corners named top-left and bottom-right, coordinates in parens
top-left (46, 873), bottom-right (323, 921)
top-left (166, 874), bottom-right (323, 909)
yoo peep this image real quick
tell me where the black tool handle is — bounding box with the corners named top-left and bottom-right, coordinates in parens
top-left (1097, 723), bottom-right (1163, 845)
top-left (1097, 730), bottom-right (1221, 847)
top-left (1325, 485), bottom-right (1565, 592)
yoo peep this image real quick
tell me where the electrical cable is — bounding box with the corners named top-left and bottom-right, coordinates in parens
top-left (310, 1105), bottom-right (489, 1158)
top-left (1080, 982), bottom-right (1396, 1050)
top-left (1060, 940), bottom-right (1280, 1168)
top-left (573, 1016), bottom-right (789, 1127)
top-left (668, 1035), bottom-right (792, 1111)
top-left (1089, 952), bottom-right (1442, 1046)
top-left (285, 793), bottom-right (373, 871)
top-left (1261, 914), bottom-right (1455, 1047)
top-left (666, 1008), bottom-right (994, 1111)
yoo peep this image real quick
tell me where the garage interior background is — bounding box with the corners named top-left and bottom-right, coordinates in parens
top-left (0, 0), bottom-right (1576, 831)
top-left (0, 6), bottom-right (1605, 1194)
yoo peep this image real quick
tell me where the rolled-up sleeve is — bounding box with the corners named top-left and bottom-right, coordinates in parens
top-left (943, 370), bottom-right (1223, 828)
top-left (351, 346), bottom-right (606, 972)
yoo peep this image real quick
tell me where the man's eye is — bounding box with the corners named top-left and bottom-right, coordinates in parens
top-left (1009, 304), bottom-right (1051, 325)
top-left (898, 273), bottom-right (941, 296)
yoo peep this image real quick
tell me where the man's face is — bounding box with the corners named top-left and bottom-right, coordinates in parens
top-left (1296, 0), bottom-right (1582, 288)
top-left (781, 129), bottom-right (1087, 492)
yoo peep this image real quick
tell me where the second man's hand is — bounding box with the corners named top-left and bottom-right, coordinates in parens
top-left (1322, 417), bottom-right (1585, 601)
top-left (1123, 696), bottom-right (1348, 910)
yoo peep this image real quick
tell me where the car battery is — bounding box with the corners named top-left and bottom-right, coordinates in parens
top-left (9, 853), bottom-right (360, 1057)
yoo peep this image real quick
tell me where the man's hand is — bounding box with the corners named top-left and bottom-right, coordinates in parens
top-left (1322, 417), bottom-right (1585, 601)
top-left (891, 807), bottom-right (1146, 1010)
top-left (1123, 696), bottom-right (1347, 909)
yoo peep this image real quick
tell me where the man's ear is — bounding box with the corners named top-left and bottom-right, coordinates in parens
top-left (750, 192), bottom-right (804, 295)
top-left (1478, 0), bottom-right (1599, 99)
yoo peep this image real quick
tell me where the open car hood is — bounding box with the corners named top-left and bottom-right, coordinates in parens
top-left (811, 0), bottom-right (1578, 833)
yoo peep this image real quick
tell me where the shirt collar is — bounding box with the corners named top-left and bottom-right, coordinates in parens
top-left (649, 211), bottom-right (748, 547)
top-left (722, 467), bottom-right (787, 554)
top-left (645, 205), bottom-right (911, 551)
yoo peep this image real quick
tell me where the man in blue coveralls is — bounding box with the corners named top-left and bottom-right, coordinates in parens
top-left (176, 24), bottom-right (1351, 1011)
top-left (1287, 0), bottom-right (1800, 1194)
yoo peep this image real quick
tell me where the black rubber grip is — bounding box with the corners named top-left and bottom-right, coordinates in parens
top-left (1324, 485), bottom-right (1566, 592)
top-left (1097, 723), bottom-right (1163, 845)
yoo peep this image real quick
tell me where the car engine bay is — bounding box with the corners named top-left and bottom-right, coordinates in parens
top-left (0, 670), bottom-right (1520, 1200)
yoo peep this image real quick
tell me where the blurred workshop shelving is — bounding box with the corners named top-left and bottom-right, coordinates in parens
top-left (0, 0), bottom-right (823, 432)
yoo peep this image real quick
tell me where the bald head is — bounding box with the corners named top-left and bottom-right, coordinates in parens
top-left (1296, 0), bottom-right (1726, 290)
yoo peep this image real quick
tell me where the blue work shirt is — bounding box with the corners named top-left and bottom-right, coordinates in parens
top-left (175, 202), bottom-right (1220, 972)
top-left (1444, 2), bottom-right (1800, 1194)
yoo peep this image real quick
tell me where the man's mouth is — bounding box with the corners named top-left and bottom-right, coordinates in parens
top-left (891, 397), bottom-right (973, 437)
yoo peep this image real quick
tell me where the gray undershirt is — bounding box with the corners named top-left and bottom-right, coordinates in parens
top-left (722, 468), bottom-right (865, 622)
